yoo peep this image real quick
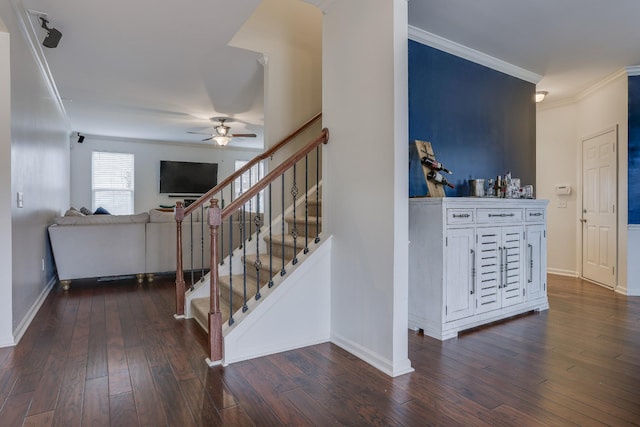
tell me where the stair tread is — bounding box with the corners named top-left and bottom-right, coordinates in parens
top-left (220, 274), bottom-right (255, 299)
top-left (192, 284), bottom-right (257, 330)
top-left (285, 214), bottom-right (322, 222)
top-left (226, 277), bottom-right (260, 301)
top-left (192, 296), bottom-right (232, 331)
top-left (264, 233), bottom-right (314, 247)
top-left (243, 252), bottom-right (285, 265)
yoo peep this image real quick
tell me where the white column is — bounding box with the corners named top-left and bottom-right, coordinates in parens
top-left (322, 0), bottom-right (413, 376)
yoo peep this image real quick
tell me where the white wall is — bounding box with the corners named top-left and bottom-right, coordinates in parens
top-left (537, 72), bottom-right (629, 293)
top-left (323, 0), bottom-right (413, 377)
top-left (231, 0), bottom-right (322, 150)
top-left (70, 136), bottom-right (261, 214)
top-left (0, 17), bottom-right (13, 345)
top-left (537, 103), bottom-right (579, 275)
top-left (0, 2), bottom-right (71, 343)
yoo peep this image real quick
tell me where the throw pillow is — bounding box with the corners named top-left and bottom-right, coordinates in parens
top-left (64, 208), bottom-right (85, 217)
top-left (80, 207), bottom-right (92, 215)
top-left (93, 206), bottom-right (111, 215)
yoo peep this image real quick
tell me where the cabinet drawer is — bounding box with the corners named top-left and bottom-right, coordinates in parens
top-left (477, 208), bottom-right (523, 223)
top-left (526, 209), bottom-right (546, 221)
top-left (447, 209), bottom-right (474, 224)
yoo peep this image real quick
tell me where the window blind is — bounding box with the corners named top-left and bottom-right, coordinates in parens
top-left (92, 151), bottom-right (134, 215)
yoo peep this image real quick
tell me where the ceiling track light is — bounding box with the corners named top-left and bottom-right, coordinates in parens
top-left (40, 17), bottom-right (62, 48)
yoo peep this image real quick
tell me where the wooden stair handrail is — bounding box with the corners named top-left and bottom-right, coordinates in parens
top-left (183, 112), bottom-right (322, 217)
top-left (221, 128), bottom-right (329, 221)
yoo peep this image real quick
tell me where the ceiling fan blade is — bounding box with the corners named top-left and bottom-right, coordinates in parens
top-left (231, 133), bottom-right (257, 138)
top-left (201, 137), bottom-right (213, 141)
top-left (187, 131), bottom-right (212, 135)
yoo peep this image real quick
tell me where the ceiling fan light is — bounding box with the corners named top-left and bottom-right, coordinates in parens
top-left (213, 135), bottom-right (231, 146)
top-left (215, 124), bottom-right (230, 136)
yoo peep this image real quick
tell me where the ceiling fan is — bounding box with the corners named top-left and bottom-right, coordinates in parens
top-left (188, 118), bottom-right (257, 146)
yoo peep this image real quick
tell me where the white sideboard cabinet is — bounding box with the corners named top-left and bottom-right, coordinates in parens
top-left (409, 197), bottom-right (549, 340)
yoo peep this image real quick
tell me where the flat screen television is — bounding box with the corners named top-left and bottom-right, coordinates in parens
top-left (159, 160), bottom-right (218, 194)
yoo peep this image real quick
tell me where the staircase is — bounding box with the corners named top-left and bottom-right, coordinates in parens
top-left (172, 116), bottom-right (328, 365)
top-left (190, 198), bottom-right (321, 331)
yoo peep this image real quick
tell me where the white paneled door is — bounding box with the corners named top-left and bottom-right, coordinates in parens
top-left (581, 128), bottom-right (617, 288)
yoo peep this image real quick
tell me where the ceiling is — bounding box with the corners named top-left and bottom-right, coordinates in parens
top-left (408, 0), bottom-right (640, 103)
top-left (21, 0), bottom-right (266, 148)
top-left (16, 0), bottom-right (640, 148)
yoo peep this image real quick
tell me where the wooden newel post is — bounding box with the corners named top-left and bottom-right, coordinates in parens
top-left (174, 202), bottom-right (186, 318)
top-left (208, 198), bottom-right (223, 364)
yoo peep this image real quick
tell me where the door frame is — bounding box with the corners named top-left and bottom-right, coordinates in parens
top-left (578, 125), bottom-right (619, 290)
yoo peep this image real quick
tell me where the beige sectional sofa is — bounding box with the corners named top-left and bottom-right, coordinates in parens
top-left (48, 207), bottom-right (249, 290)
top-left (48, 211), bottom-right (150, 289)
top-left (49, 208), bottom-right (210, 289)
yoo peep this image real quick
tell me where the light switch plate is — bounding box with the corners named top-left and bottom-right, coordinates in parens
top-left (558, 200), bottom-right (567, 208)
top-left (17, 192), bottom-right (24, 208)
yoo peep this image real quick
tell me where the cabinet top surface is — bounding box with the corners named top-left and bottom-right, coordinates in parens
top-left (409, 197), bottom-right (549, 207)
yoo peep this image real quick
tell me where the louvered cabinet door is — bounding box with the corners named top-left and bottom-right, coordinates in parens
top-left (500, 226), bottom-right (525, 307)
top-left (476, 228), bottom-right (501, 314)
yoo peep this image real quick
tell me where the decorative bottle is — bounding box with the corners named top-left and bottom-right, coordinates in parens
top-left (427, 171), bottom-right (455, 188)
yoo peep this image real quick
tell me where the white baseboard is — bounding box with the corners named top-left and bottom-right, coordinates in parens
top-left (331, 332), bottom-right (414, 378)
top-left (615, 285), bottom-right (640, 296)
top-left (547, 268), bottom-right (579, 277)
top-left (11, 277), bottom-right (57, 345)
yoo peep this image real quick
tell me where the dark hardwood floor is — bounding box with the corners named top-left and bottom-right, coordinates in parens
top-left (1, 274), bottom-right (639, 426)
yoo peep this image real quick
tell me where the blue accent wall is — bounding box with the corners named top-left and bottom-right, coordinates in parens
top-left (628, 76), bottom-right (640, 224)
top-left (408, 41), bottom-right (536, 197)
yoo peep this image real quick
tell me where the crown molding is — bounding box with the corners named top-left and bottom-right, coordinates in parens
top-left (10, 0), bottom-right (70, 129)
top-left (626, 65), bottom-right (640, 76)
top-left (408, 25), bottom-right (542, 84)
top-left (576, 68), bottom-right (627, 101)
top-left (535, 97), bottom-right (578, 112)
top-left (537, 68), bottom-right (630, 111)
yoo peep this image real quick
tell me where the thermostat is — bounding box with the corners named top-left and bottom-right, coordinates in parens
top-left (555, 185), bottom-right (572, 195)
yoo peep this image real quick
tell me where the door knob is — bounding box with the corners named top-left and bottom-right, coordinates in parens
top-left (580, 218), bottom-right (587, 223)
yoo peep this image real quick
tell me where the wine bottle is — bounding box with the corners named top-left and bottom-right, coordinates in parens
top-left (427, 171), bottom-right (455, 188)
top-left (421, 157), bottom-right (453, 174)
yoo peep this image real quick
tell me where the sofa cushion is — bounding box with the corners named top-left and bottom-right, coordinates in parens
top-left (54, 212), bottom-right (149, 225)
top-left (149, 208), bottom-right (175, 223)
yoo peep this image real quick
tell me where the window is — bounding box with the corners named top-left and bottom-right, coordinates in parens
top-left (234, 160), bottom-right (265, 213)
top-left (92, 151), bottom-right (134, 215)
